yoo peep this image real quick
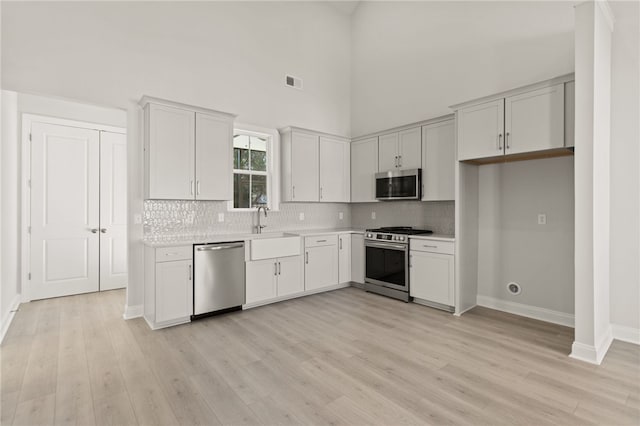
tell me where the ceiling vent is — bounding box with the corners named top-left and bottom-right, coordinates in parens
top-left (285, 75), bottom-right (303, 90)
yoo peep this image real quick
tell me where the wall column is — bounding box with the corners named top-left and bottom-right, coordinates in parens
top-left (571, 0), bottom-right (615, 364)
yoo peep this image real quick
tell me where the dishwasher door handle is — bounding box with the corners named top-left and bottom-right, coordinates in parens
top-left (196, 243), bottom-right (244, 251)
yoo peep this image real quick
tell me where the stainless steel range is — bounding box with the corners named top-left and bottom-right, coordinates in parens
top-left (364, 227), bottom-right (433, 302)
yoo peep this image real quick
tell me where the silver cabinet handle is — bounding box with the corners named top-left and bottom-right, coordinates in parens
top-left (274, 262), bottom-right (278, 276)
top-left (90, 228), bottom-right (98, 234)
top-left (320, 187), bottom-right (323, 200)
top-left (505, 132), bottom-right (510, 149)
top-left (339, 238), bottom-right (342, 250)
top-left (394, 155), bottom-right (398, 168)
top-left (100, 228), bottom-right (107, 233)
top-left (498, 134), bottom-right (503, 150)
top-left (196, 180), bottom-right (201, 195)
top-left (278, 262), bottom-right (281, 275)
top-left (305, 252), bottom-right (309, 264)
top-left (423, 245), bottom-right (438, 248)
top-left (292, 185), bottom-right (296, 200)
top-left (317, 239), bottom-right (327, 243)
top-left (190, 180), bottom-right (194, 196)
top-left (398, 155), bottom-right (402, 167)
top-left (188, 265), bottom-right (192, 281)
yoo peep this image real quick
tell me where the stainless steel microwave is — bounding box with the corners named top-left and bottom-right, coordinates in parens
top-left (375, 169), bottom-right (422, 200)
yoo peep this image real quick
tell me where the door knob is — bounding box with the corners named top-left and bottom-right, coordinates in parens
top-left (100, 228), bottom-right (107, 233)
top-left (90, 228), bottom-right (98, 234)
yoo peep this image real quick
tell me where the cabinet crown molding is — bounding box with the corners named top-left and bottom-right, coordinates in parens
top-left (449, 73), bottom-right (575, 111)
top-left (351, 113), bottom-right (454, 142)
top-left (139, 95), bottom-right (236, 119)
top-left (278, 126), bottom-right (349, 141)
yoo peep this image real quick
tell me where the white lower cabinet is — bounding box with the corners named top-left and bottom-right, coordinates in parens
top-left (338, 234), bottom-right (352, 284)
top-left (144, 245), bottom-right (193, 329)
top-left (245, 255), bottom-right (303, 305)
top-left (304, 236), bottom-right (338, 291)
top-left (351, 234), bottom-right (365, 284)
top-left (409, 240), bottom-right (455, 309)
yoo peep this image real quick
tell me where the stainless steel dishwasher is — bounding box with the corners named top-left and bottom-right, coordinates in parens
top-left (193, 241), bottom-right (245, 319)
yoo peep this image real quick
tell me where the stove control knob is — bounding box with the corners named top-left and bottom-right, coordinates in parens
top-left (399, 236), bottom-right (405, 241)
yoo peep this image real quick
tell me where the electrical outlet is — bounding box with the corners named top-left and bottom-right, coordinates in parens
top-left (299, 212), bottom-right (305, 221)
top-left (133, 214), bottom-right (142, 224)
top-left (538, 213), bottom-right (547, 225)
top-left (218, 213), bottom-right (224, 223)
top-left (371, 211), bottom-right (376, 220)
top-left (339, 212), bottom-right (344, 220)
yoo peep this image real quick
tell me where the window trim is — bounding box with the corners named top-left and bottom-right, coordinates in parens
top-left (228, 124), bottom-right (280, 212)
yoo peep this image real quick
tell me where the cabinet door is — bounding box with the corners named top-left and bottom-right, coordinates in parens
top-left (304, 245), bottom-right (338, 291)
top-left (457, 99), bottom-right (504, 161)
top-left (351, 234), bottom-right (365, 284)
top-left (338, 234), bottom-right (352, 284)
top-left (320, 136), bottom-right (350, 202)
top-left (398, 127), bottom-right (422, 170)
top-left (409, 251), bottom-right (454, 306)
top-left (291, 131), bottom-right (319, 201)
top-left (505, 84), bottom-right (564, 155)
top-left (195, 112), bottom-right (233, 200)
top-left (351, 138), bottom-right (378, 202)
top-left (156, 260), bottom-right (192, 323)
top-left (147, 104), bottom-right (195, 199)
top-left (246, 259), bottom-right (278, 304)
top-left (277, 255), bottom-right (304, 297)
top-left (378, 132), bottom-right (399, 171)
top-left (422, 120), bottom-right (455, 201)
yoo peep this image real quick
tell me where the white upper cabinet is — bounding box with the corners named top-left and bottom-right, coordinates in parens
top-left (320, 136), bottom-right (350, 202)
top-left (422, 119), bottom-right (455, 201)
top-left (145, 103), bottom-right (195, 199)
top-left (454, 76), bottom-right (574, 162)
top-left (378, 127), bottom-right (422, 171)
top-left (351, 137), bottom-right (378, 203)
top-left (457, 99), bottom-right (505, 161)
top-left (398, 127), bottom-right (422, 170)
top-left (195, 112), bottom-right (233, 200)
top-left (281, 127), bottom-right (350, 203)
top-left (504, 84), bottom-right (564, 155)
top-left (378, 132), bottom-right (399, 171)
top-left (142, 97), bottom-right (235, 200)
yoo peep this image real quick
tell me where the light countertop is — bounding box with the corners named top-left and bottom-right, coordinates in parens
top-left (408, 234), bottom-right (455, 242)
top-left (142, 228), bottom-right (366, 248)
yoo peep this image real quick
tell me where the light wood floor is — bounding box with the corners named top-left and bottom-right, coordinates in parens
top-left (1, 287), bottom-right (639, 426)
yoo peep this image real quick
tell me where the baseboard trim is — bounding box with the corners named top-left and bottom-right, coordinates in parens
top-left (123, 304), bottom-right (144, 320)
top-left (1, 294), bottom-right (21, 344)
top-left (570, 326), bottom-right (614, 365)
top-left (454, 303), bottom-right (477, 317)
top-left (476, 295), bottom-right (574, 327)
top-left (612, 324), bottom-right (640, 345)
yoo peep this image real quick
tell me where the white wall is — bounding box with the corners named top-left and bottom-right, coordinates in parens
top-left (351, 1), bottom-right (574, 136)
top-left (609, 1), bottom-right (640, 338)
top-left (2, 2), bottom-right (352, 309)
top-left (477, 157), bottom-right (575, 321)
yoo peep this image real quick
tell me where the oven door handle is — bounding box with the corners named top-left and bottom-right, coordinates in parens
top-left (365, 241), bottom-right (407, 251)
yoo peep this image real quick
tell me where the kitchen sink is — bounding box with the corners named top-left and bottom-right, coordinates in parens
top-left (249, 234), bottom-right (301, 260)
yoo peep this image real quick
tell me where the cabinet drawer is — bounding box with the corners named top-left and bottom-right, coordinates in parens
top-left (305, 234), bottom-right (338, 248)
top-left (156, 246), bottom-right (192, 262)
top-left (410, 239), bottom-right (454, 255)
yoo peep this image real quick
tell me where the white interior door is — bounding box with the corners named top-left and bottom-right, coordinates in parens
top-left (99, 131), bottom-right (128, 291)
top-left (30, 122), bottom-right (100, 300)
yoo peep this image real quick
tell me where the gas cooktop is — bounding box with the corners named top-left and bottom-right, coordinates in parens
top-left (366, 226), bottom-right (433, 236)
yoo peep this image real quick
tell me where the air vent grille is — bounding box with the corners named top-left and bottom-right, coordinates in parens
top-left (285, 75), bottom-right (303, 90)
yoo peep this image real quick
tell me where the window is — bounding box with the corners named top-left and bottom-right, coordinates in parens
top-left (232, 129), bottom-right (271, 209)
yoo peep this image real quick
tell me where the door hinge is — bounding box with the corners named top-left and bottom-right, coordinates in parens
top-left (27, 226), bottom-right (31, 234)
top-left (29, 133), bottom-right (32, 142)
top-left (28, 273), bottom-right (31, 280)
top-left (28, 179), bottom-right (31, 188)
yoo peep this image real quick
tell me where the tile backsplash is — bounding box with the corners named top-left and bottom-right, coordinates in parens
top-left (144, 199), bottom-right (455, 241)
top-left (350, 201), bottom-right (455, 235)
top-left (143, 200), bottom-right (352, 242)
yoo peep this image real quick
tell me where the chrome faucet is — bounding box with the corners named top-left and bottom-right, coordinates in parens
top-left (256, 205), bottom-right (269, 234)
